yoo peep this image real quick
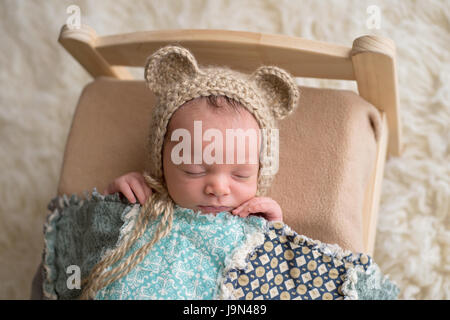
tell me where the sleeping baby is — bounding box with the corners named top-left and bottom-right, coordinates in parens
top-left (39, 45), bottom-right (397, 300)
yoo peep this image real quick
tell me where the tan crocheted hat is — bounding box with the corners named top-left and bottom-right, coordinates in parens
top-left (144, 45), bottom-right (300, 197)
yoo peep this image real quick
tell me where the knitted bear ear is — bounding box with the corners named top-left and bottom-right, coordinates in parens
top-left (250, 66), bottom-right (300, 120)
top-left (144, 45), bottom-right (201, 96)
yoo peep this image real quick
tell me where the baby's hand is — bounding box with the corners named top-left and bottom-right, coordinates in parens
top-left (232, 197), bottom-right (283, 222)
top-left (103, 172), bottom-right (152, 205)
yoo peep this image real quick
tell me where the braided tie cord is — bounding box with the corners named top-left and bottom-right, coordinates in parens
top-left (79, 173), bottom-right (173, 300)
top-left (143, 171), bottom-right (168, 195)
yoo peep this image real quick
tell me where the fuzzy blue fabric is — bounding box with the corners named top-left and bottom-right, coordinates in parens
top-left (42, 190), bottom-right (132, 299)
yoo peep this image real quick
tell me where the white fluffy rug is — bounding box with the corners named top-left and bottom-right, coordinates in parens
top-left (0, 0), bottom-right (448, 299)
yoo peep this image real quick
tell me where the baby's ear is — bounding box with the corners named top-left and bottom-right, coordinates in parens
top-left (145, 45), bottom-right (200, 96)
top-left (250, 66), bottom-right (300, 120)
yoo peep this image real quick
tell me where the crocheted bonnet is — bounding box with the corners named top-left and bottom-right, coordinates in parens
top-left (144, 45), bottom-right (300, 197)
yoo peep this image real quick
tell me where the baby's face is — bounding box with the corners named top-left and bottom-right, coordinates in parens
top-left (162, 97), bottom-right (260, 214)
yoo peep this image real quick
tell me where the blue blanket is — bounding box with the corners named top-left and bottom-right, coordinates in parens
top-left (42, 189), bottom-right (399, 300)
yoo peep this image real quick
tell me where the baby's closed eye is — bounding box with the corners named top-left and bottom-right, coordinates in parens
top-left (232, 172), bottom-right (252, 179)
top-left (180, 165), bottom-right (206, 176)
top-left (183, 168), bottom-right (205, 174)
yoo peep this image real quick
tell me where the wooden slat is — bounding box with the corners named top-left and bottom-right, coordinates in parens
top-left (95, 29), bottom-right (355, 80)
top-left (362, 113), bottom-right (389, 255)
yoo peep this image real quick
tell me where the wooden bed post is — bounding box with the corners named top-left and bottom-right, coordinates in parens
top-left (351, 35), bottom-right (402, 158)
top-left (352, 35), bottom-right (402, 254)
top-left (58, 24), bottom-right (133, 80)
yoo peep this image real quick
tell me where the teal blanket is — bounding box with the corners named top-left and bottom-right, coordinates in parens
top-left (42, 189), bottom-right (399, 300)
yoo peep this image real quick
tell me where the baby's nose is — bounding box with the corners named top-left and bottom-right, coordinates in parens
top-left (204, 177), bottom-right (230, 197)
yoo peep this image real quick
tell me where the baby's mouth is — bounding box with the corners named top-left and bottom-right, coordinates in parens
top-left (197, 205), bottom-right (233, 214)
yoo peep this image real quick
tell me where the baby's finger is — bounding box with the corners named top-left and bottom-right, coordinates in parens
top-left (235, 211), bottom-right (251, 218)
top-left (137, 178), bottom-right (153, 202)
top-left (247, 202), bottom-right (265, 214)
top-left (232, 198), bottom-right (254, 215)
top-left (234, 205), bottom-right (254, 218)
top-left (129, 179), bottom-right (147, 205)
top-left (119, 183), bottom-right (137, 204)
top-left (240, 201), bottom-right (271, 217)
top-left (231, 205), bottom-right (246, 216)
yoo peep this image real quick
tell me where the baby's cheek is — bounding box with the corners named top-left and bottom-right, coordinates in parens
top-left (164, 172), bottom-right (196, 204)
top-left (175, 178), bottom-right (202, 197)
top-left (234, 180), bottom-right (258, 202)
